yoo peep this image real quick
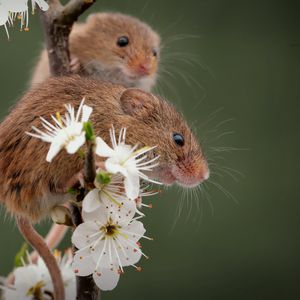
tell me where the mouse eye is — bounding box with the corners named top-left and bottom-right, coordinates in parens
top-left (152, 48), bottom-right (158, 57)
top-left (117, 36), bottom-right (129, 47)
top-left (173, 133), bottom-right (185, 147)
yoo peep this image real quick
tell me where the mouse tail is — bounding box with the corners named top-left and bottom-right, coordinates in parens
top-left (30, 223), bottom-right (69, 263)
top-left (16, 216), bottom-right (65, 300)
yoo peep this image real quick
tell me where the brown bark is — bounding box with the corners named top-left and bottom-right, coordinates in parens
top-left (40, 0), bottom-right (96, 77)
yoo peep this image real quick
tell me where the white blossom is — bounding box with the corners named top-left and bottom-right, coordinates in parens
top-left (2, 250), bottom-right (75, 300)
top-left (72, 202), bottom-right (149, 291)
top-left (31, 0), bottom-right (49, 13)
top-left (82, 172), bottom-right (138, 215)
top-left (0, 0), bottom-right (48, 37)
top-left (26, 98), bottom-right (92, 162)
top-left (57, 249), bottom-right (76, 300)
top-left (96, 127), bottom-right (160, 200)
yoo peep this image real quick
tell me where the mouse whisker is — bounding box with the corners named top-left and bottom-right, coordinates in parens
top-left (207, 179), bottom-right (239, 205)
top-left (208, 163), bottom-right (245, 183)
top-left (161, 33), bottom-right (203, 48)
top-left (170, 187), bottom-right (185, 231)
top-left (200, 183), bottom-right (214, 217)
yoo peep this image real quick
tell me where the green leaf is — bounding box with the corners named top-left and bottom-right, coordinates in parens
top-left (67, 187), bottom-right (77, 195)
top-left (77, 149), bottom-right (85, 158)
top-left (83, 121), bottom-right (95, 141)
top-left (14, 243), bottom-right (28, 267)
top-left (96, 171), bottom-right (111, 185)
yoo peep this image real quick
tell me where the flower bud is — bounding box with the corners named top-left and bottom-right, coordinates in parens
top-left (50, 206), bottom-right (73, 226)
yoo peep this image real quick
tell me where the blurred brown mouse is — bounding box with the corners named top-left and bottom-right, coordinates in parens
top-left (0, 76), bottom-right (209, 299)
top-left (31, 13), bottom-right (160, 92)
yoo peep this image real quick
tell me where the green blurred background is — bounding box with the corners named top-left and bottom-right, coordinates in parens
top-left (0, 0), bottom-right (300, 299)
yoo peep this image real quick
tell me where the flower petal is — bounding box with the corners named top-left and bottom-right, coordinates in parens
top-left (95, 137), bottom-right (115, 157)
top-left (115, 199), bottom-right (137, 226)
top-left (72, 251), bottom-right (95, 277)
top-left (81, 105), bottom-right (93, 122)
top-left (82, 189), bottom-right (101, 213)
top-left (71, 221), bottom-right (99, 249)
top-left (66, 133), bottom-right (86, 154)
top-left (34, 0), bottom-right (49, 11)
top-left (3, 289), bottom-right (19, 300)
top-left (14, 265), bottom-right (41, 293)
top-left (125, 220), bottom-right (146, 242)
top-left (105, 158), bottom-right (128, 176)
top-left (124, 173), bottom-right (140, 200)
top-left (117, 235), bottom-right (143, 267)
top-left (46, 140), bottom-right (63, 162)
top-left (93, 266), bottom-right (120, 291)
top-left (82, 205), bottom-right (109, 225)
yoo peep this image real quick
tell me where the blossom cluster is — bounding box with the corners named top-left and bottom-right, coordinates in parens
top-left (0, 0), bottom-right (49, 38)
top-left (2, 250), bottom-right (75, 300)
top-left (26, 99), bottom-right (160, 291)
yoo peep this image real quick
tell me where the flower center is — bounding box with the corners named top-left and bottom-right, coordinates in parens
top-left (105, 224), bottom-right (118, 236)
top-left (101, 221), bottom-right (121, 238)
top-left (26, 280), bottom-right (46, 300)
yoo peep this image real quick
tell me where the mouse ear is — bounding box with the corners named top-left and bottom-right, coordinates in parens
top-left (86, 13), bottom-right (107, 24)
top-left (120, 88), bottom-right (157, 116)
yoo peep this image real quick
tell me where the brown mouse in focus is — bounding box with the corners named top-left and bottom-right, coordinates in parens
top-left (31, 13), bottom-right (160, 92)
top-left (0, 76), bottom-right (209, 299)
top-left (0, 76), bottom-right (209, 221)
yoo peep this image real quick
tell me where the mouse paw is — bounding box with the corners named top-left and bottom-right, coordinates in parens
top-left (70, 56), bottom-right (81, 74)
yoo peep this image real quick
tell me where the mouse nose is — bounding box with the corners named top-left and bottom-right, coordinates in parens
top-left (137, 63), bottom-right (151, 76)
top-left (171, 159), bottom-right (210, 188)
top-left (190, 162), bottom-right (209, 185)
top-left (196, 165), bottom-right (210, 182)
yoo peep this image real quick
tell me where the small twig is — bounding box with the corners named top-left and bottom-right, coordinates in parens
top-left (71, 142), bottom-right (99, 300)
top-left (40, 0), bottom-right (96, 76)
top-left (75, 275), bottom-right (101, 300)
top-left (70, 200), bottom-right (83, 227)
top-left (62, 0), bottom-right (96, 24)
top-left (84, 140), bottom-right (96, 187)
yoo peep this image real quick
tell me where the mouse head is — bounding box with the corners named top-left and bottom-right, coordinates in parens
top-left (117, 89), bottom-right (209, 188)
top-left (74, 13), bottom-right (160, 91)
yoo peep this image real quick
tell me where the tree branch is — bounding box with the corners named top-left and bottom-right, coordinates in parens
top-left (84, 140), bottom-right (96, 187)
top-left (62, 0), bottom-right (96, 24)
top-left (70, 141), bottom-right (99, 300)
top-left (40, 0), bottom-right (96, 76)
top-left (39, 0), bottom-right (100, 299)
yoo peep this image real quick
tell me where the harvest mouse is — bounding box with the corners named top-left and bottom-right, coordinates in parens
top-left (0, 76), bottom-right (209, 299)
top-left (31, 13), bottom-right (160, 92)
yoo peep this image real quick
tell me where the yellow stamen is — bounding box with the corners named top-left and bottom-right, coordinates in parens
top-left (120, 146), bottom-right (151, 165)
top-left (56, 112), bottom-right (63, 127)
top-left (101, 190), bottom-right (121, 207)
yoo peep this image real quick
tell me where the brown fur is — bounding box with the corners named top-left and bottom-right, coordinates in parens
top-left (0, 76), bottom-right (208, 222)
top-left (31, 13), bottom-right (160, 91)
